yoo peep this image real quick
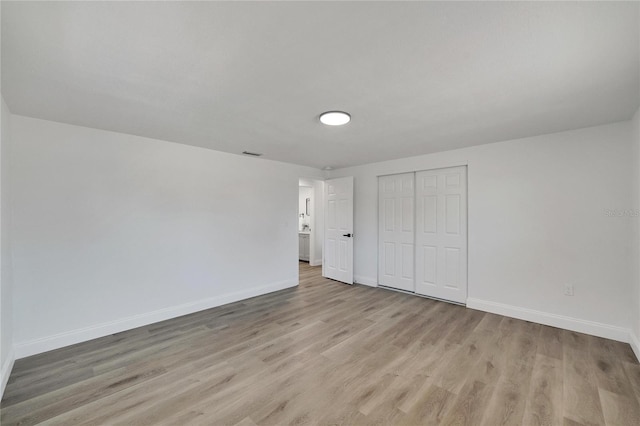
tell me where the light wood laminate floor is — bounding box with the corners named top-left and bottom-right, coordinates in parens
top-left (2, 262), bottom-right (640, 425)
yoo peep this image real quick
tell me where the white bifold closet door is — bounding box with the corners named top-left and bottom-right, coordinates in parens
top-left (378, 173), bottom-right (415, 292)
top-left (415, 166), bottom-right (467, 304)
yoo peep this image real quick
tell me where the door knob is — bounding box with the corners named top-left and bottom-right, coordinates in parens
top-left (342, 233), bottom-right (352, 237)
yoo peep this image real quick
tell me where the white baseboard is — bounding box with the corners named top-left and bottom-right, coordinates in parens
top-left (14, 279), bottom-right (298, 359)
top-left (466, 298), bottom-right (630, 343)
top-left (1, 347), bottom-right (15, 400)
top-left (310, 259), bottom-right (322, 267)
top-left (354, 275), bottom-right (377, 287)
top-left (630, 331), bottom-right (640, 363)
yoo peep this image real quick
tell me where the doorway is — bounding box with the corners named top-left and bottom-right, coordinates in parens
top-left (298, 178), bottom-right (324, 267)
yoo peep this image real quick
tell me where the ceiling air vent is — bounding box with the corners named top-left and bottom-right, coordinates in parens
top-left (242, 151), bottom-right (263, 157)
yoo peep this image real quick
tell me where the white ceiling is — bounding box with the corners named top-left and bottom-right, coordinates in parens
top-left (2, 1), bottom-right (639, 169)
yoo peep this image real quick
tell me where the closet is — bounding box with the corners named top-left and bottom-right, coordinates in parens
top-left (378, 166), bottom-right (467, 304)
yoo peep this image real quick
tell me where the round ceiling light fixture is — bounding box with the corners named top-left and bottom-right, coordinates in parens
top-left (319, 111), bottom-right (351, 126)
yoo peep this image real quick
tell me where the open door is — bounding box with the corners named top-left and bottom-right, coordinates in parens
top-left (323, 176), bottom-right (354, 284)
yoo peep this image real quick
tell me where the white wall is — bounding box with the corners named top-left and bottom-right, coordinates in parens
top-left (330, 121), bottom-right (634, 341)
top-left (632, 107), bottom-right (640, 357)
top-left (0, 96), bottom-right (14, 396)
top-left (10, 115), bottom-right (322, 357)
top-left (631, 4), bottom-right (640, 359)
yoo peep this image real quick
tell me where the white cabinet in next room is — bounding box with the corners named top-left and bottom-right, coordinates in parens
top-left (299, 233), bottom-right (310, 261)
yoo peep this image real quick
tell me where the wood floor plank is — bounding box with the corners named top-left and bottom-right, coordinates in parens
top-left (359, 372), bottom-right (427, 416)
top-left (434, 336), bottom-right (484, 395)
top-left (479, 361), bottom-right (533, 426)
top-left (537, 325), bottom-right (564, 361)
top-left (2, 262), bottom-right (638, 425)
top-left (599, 388), bottom-right (640, 426)
top-left (522, 353), bottom-right (564, 426)
top-left (622, 361), bottom-right (640, 402)
top-left (441, 380), bottom-right (495, 426)
top-left (563, 345), bottom-right (606, 426)
top-left (401, 384), bottom-right (456, 425)
top-left (589, 335), bottom-right (636, 398)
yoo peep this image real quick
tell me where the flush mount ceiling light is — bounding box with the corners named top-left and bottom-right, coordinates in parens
top-left (319, 111), bottom-right (351, 126)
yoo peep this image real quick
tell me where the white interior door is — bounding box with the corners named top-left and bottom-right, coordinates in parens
top-left (415, 166), bottom-right (467, 304)
top-left (378, 173), bottom-right (415, 292)
top-left (323, 177), bottom-right (354, 284)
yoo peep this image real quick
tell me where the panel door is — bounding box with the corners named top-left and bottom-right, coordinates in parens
top-left (378, 173), bottom-right (415, 292)
top-left (415, 166), bottom-right (467, 303)
top-left (323, 176), bottom-right (354, 284)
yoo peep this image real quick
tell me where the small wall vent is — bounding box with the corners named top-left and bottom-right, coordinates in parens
top-left (242, 151), bottom-right (263, 157)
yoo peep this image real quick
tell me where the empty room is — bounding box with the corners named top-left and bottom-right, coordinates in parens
top-left (1, 1), bottom-right (640, 425)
